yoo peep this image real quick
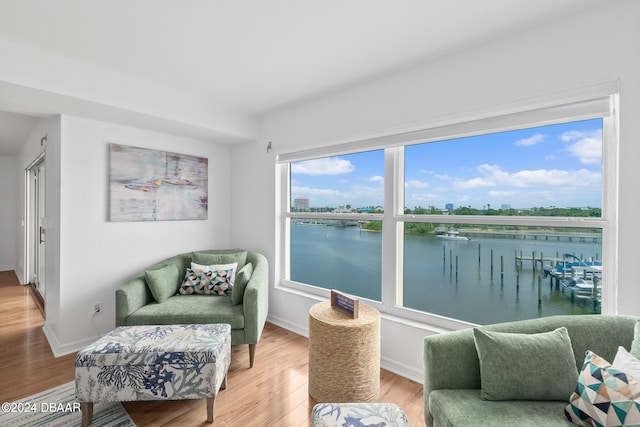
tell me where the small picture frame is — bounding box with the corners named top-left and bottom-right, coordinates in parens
top-left (331, 290), bottom-right (359, 319)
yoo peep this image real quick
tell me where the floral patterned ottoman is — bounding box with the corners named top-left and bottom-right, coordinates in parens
top-left (75, 324), bottom-right (231, 426)
top-left (312, 402), bottom-right (411, 427)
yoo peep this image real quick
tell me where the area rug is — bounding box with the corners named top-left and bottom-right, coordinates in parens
top-left (0, 381), bottom-right (136, 426)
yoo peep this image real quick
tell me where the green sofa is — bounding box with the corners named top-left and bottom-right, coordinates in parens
top-left (423, 315), bottom-right (639, 427)
top-left (116, 249), bottom-right (268, 368)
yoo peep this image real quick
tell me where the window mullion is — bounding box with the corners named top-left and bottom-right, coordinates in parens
top-left (381, 148), bottom-right (401, 309)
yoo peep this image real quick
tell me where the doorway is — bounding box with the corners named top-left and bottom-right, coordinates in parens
top-left (26, 153), bottom-right (46, 305)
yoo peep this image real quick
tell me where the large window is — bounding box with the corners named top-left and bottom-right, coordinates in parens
top-left (279, 90), bottom-right (616, 327)
top-left (288, 150), bottom-right (384, 300)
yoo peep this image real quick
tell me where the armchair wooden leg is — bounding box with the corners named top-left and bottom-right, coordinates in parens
top-left (249, 343), bottom-right (256, 368)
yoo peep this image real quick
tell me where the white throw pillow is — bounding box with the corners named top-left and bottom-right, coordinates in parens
top-left (191, 261), bottom-right (238, 283)
top-left (612, 345), bottom-right (640, 380)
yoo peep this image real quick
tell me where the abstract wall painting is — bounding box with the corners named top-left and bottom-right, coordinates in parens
top-left (109, 143), bottom-right (208, 221)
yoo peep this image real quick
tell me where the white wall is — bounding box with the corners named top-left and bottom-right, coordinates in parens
top-left (232, 0), bottom-right (640, 382)
top-left (0, 155), bottom-right (18, 271)
top-left (38, 115), bottom-right (232, 355)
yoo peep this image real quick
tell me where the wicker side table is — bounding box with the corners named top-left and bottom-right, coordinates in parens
top-left (308, 300), bottom-right (380, 403)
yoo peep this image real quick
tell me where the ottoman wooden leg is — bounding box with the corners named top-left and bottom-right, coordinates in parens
top-left (207, 397), bottom-right (215, 423)
top-left (80, 402), bottom-right (93, 427)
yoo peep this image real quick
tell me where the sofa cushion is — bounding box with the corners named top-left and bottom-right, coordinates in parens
top-left (232, 262), bottom-right (253, 305)
top-left (144, 264), bottom-right (180, 303)
top-left (192, 251), bottom-right (247, 271)
top-left (564, 351), bottom-right (640, 426)
top-left (473, 327), bottom-right (578, 401)
top-left (126, 294), bottom-right (245, 329)
top-left (429, 389), bottom-right (572, 427)
top-left (631, 320), bottom-right (640, 359)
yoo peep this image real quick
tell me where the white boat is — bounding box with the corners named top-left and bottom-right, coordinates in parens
top-left (563, 277), bottom-right (601, 298)
top-left (436, 229), bottom-right (470, 241)
top-left (563, 277), bottom-right (594, 291)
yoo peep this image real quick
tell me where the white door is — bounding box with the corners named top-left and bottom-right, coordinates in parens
top-left (27, 156), bottom-right (46, 298)
top-left (35, 161), bottom-right (45, 296)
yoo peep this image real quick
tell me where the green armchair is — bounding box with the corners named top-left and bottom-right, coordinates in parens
top-left (115, 249), bottom-right (268, 368)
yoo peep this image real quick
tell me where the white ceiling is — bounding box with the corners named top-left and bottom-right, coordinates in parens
top-left (0, 0), bottom-right (603, 154)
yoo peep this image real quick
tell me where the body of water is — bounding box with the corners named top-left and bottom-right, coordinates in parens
top-left (290, 223), bottom-right (601, 325)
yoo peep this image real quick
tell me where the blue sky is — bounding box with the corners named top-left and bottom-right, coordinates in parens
top-left (291, 118), bottom-right (602, 210)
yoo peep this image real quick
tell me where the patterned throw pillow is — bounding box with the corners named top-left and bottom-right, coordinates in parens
top-left (564, 350), bottom-right (640, 426)
top-left (206, 269), bottom-right (234, 295)
top-left (613, 346), bottom-right (640, 380)
top-left (631, 320), bottom-right (640, 359)
top-left (191, 261), bottom-right (238, 283)
top-left (179, 268), bottom-right (203, 294)
top-left (179, 268), bottom-right (233, 295)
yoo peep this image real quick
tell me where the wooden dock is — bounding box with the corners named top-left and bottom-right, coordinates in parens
top-left (515, 252), bottom-right (600, 269)
top-left (516, 255), bottom-right (562, 268)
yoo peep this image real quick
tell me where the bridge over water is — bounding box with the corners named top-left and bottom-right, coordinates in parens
top-left (461, 229), bottom-right (601, 243)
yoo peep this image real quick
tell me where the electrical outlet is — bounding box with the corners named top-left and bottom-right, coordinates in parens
top-left (93, 302), bottom-right (102, 315)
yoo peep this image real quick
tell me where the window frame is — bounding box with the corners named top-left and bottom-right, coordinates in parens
top-left (277, 83), bottom-right (619, 330)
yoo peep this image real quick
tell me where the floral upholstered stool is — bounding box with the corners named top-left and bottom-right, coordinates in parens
top-left (75, 324), bottom-right (231, 427)
top-left (311, 402), bottom-right (411, 427)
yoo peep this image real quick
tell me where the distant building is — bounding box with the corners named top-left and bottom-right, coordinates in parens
top-left (501, 204), bottom-right (511, 210)
top-left (445, 203), bottom-right (454, 211)
top-left (294, 198), bottom-right (310, 212)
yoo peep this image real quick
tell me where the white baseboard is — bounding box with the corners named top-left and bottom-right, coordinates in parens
top-left (267, 313), bottom-right (309, 338)
top-left (15, 269), bottom-right (26, 284)
top-left (42, 322), bottom-right (100, 358)
top-left (266, 314), bottom-right (424, 385)
top-left (381, 356), bottom-right (423, 385)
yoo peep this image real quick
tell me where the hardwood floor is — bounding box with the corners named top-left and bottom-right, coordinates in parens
top-left (0, 270), bottom-right (425, 426)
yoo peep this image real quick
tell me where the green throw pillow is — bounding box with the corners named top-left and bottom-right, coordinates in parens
top-left (192, 251), bottom-right (248, 270)
top-left (631, 320), bottom-right (640, 359)
top-left (145, 264), bottom-right (180, 303)
top-left (231, 262), bottom-right (253, 305)
top-left (473, 327), bottom-right (578, 401)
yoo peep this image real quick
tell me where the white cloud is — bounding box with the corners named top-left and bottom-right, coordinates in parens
top-left (291, 186), bottom-right (348, 200)
top-left (406, 179), bottom-right (429, 189)
top-left (453, 176), bottom-right (495, 190)
top-left (514, 133), bottom-right (546, 147)
top-left (561, 130), bottom-right (589, 142)
top-left (419, 169), bottom-right (452, 180)
top-left (487, 190), bottom-right (518, 198)
top-left (561, 129), bottom-right (602, 165)
top-left (291, 157), bottom-right (354, 175)
top-left (368, 175), bottom-right (384, 184)
top-left (292, 183), bottom-right (384, 208)
top-left (452, 163), bottom-right (601, 190)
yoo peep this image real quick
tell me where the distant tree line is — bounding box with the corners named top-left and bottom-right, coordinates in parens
top-left (404, 205), bottom-right (601, 217)
top-left (360, 205), bottom-right (602, 234)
